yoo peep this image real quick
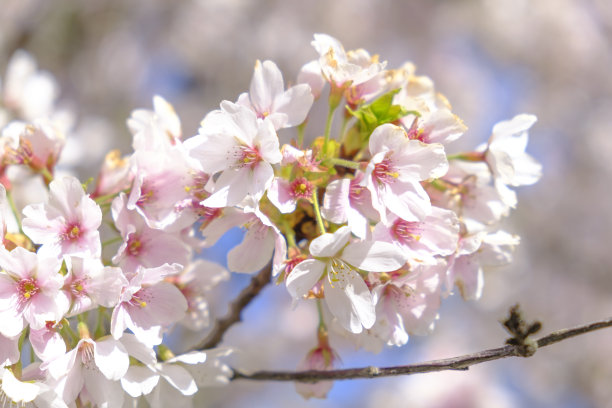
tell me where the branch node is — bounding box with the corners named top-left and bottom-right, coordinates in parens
top-left (502, 304), bottom-right (541, 357)
top-left (366, 366), bottom-right (380, 377)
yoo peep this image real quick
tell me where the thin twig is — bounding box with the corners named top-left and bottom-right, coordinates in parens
top-left (231, 316), bottom-right (612, 382)
top-left (194, 262), bottom-right (273, 350)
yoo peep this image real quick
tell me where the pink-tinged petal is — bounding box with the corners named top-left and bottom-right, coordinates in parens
top-left (200, 208), bottom-right (250, 247)
top-left (189, 112), bottom-right (244, 174)
top-left (0, 273), bottom-right (18, 309)
top-left (0, 333), bottom-right (20, 365)
top-left (30, 326), bottom-right (66, 362)
top-left (491, 114), bottom-right (537, 138)
top-left (309, 226), bottom-right (352, 257)
top-left (341, 241), bottom-right (406, 272)
top-left (83, 369), bottom-right (124, 408)
top-left (168, 351), bottom-right (207, 365)
top-left (203, 168), bottom-right (251, 208)
top-left (346, 205), bottom-right (370, 240)
top-left (386, 181), bottom-right (431, 221)
top-left (249, 60), bottom-right (284, 116)
top-left (256, 118), bottom-right (282, 164)
top-left (394, 141), bottom-right (449, 181)
top-left (272, 232), bottom-right (287, 277)
top-left (0, 310), bottom-right (24, 337)
top-left (267, 178), bottom-right (296, 213)
top-left (157, 364), bottom-right (198, 396)
top-left (129, 282), bottom-right (187, 328)
top-left (450, 254), bottom-right (483, 300)
top-left (94, 337), bottom-right (129, 380)
top-left (369, 124), bottom-right (406, 156)
top-left (140, 264), bottom-right (182, 286)
top-left (227, 226), bottom-right (275, 274)
top-left (297, 60), bottom-right (325, 99)
top-left (321, 178), bottom-right (350, 224)
top-left (0, 246), bottom-right (38, 279)
top-left (2, 369), bottom-right (41, 403)
top-left (46, 346), bottom-right (79, 380)
top-left (21, 203), bottom-right (64, 243)
top-left (120, 333), bottom-right (157, 365)
top-left (220, 101), bottom-right (259, 145)
top-left (27, 292), bottom-right (67, 329)
top-left (121, 366), bottom-right (160, 397)
top-left (286, 259), bottom-right (325, 300)
top-left (248, 161), bottom-right (275, 198)
top-left (422, 108), bottom-right (466, 145)
top-left (110, 304), bottom-right (131, 339)
top-left (275, 84), bottom-right (314, 127)
top-left (87, 266), bottom-right (127, 308)
top-left (323, 268), bottom-right (375, 333)
top-left (46, 176), bottom-right (85, 221)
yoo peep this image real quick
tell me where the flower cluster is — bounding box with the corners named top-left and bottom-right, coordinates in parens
top-left (0, 33), bottom-right (540, 405)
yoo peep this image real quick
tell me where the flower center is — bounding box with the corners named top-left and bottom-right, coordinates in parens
top-left (70, 279), bottom-right (87, 297)
top-left (372, 157), bottom-right (398, 185)
top-left (18, 278), bottom-right (39, 300)
top-left (61, 223), bottom-right (81, 241)
top-left (127, 237), bottom-right (142, 256)
top-left (129, 290), bottom-right (148, 308)
top-left (327, 258), bottom-right (355, 288)
top-left (392, 219), bottom-right (423, 245)
top-left (237, 145), bottom-right (261, 168)
top-left (290, 177), bottom-right (313, 199)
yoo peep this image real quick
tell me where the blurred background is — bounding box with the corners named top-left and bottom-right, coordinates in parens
top-left (2, 0), bottom-right (612, 407)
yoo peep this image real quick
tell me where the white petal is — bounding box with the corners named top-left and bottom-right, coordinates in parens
top-left (321, 178), bottom-right (350, 224)
top-left (157, 364), bottom-right (197, 396)
top-left (285, 259), bottom-right (325, 300)
top-left (341, 241), bottom-right (406, 272)
top-left (94, 337), bottom-right (130, 380)
top-left (309, 226), bottom-right (352, 257)
top-left (324, 268), bottom-right (375, 333)
top-left (121, 366), bottom-right (159, 397)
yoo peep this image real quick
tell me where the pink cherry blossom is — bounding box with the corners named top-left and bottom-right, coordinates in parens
top-left (186, 102), bottom-right (282, 207)
top-left (111, 263), bottom-right (187, 346)
top-left (286, 226), bottom-right (406, 333)
top-left (322, 172), bottom-right (379, 239)
top-left (63, 256), bottom-right (127, 315)
top-left (0, 246), bottom-right (67, 335)
top-left (362, 123), bottom-right (448, 223)
top-left (237, 60), bottom-right (314, 130)
top-left (46, 336), bottom-right (129, 407)
top-left (22, 175), bottom-right (102, 259)
top-left (112, 193), bottom-right (191, 274)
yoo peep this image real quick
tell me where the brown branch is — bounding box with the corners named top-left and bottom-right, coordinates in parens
top-left (231, 316), bottom-right (612, 382)
top-left (194, 262), bottom-right (272, 350)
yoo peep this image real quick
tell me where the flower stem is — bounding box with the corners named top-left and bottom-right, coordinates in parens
top-left (316, 299), bottom-right (327, 332)
top-left (5, 189), bottom-right (23, 234)
top-left (297, 122), bottom-right (306, 148)
top-left (322, 104), bottom-right (338, 158)
top-left (328, 158), bottom-right (362, 170)
top-left (312, 188), bottom-right (326, 234)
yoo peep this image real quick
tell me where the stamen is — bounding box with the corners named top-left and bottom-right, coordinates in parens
top-left (372, 158), bottom-right (399, 185)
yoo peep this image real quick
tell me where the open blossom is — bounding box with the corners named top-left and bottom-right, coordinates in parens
top-left (22, 175), bottom-right (102, 259)
top-left (186, 102), bottom-right (282, 207)
top-left (237, 60), bottom-right (313, 130)
top-left (112, 193), bottom-right (191, 274)
top-left (0, 246), bottom-right (68, 336)
top-left (128, 95), bottom-right (182, 152)
top-left (372, 207), bottom-right (459, 265)
top-left (311, 33), bottom-right (386, 104)
top-left (286, 226), bottom-right (406, 333)
top-left (46, 336), bottom-right (129, 408)
top-left (485, 114), bottom-right (542, 187)
top-left (111, 263), bottom-right (187, 346)
top-left (1, 119), bottom-right (65, 171)
top-left (362, 123), bottom-right (449, 223)
top-left (322, 172), bottom-right (379, 239)
top-left (63, 256), bottom-right (127, 316)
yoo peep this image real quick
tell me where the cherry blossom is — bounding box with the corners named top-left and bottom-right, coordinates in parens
top-left (22, 175), bottom-right (102, 259)
top-left (362, 123), bottom-right (449, 223)
top-left (186, 102), bottom-right (282, 207)
top-left (237, 60), bottom-right (314, 130)
top-left (286, 226), bottom-right (407, 333)
top-left (0, 246), bottom-right (68, 335)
